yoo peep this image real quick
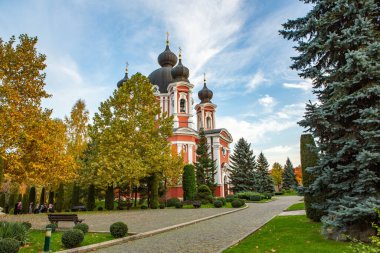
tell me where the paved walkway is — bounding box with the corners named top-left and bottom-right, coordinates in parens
top-left (96, 196), bottom-right (300, 253)
top-left (279, 210), bottom-right (306, 216)
top-left (0, 207), bottom-right (234, 233)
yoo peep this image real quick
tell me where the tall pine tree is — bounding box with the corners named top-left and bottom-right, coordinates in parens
top-left (282, 158), bottom-right (297, 190)
top-left (228, 138), bottom-right (257, 193)
top-left (256, 152), bottom-right (275, 194)
top-left (195, 128), bottom-right (217, 192)
top-left (281, 0), bottom-right (380, 239)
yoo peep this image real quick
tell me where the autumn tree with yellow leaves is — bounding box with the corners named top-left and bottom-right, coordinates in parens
top-left (86, 73), bottom-right (182, 208)
top-left (0, 34), bottom-right (76, 187)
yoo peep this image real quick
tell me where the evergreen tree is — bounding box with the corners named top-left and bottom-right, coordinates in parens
top-left (0, 193), bottom-right (5, 208)
top-left (21, 190), bottom-right (29, 214)
top-left (281, 0), bottom-right (380, 238)
top-left (256, 152), bottom-right (275, 194)
top-left (48, 190), bottom-right (54, 204)
top-left (86, 184), bottom-right (96, 211)
top-left (228, 138), bottom-right (257, 193)
top-left (39, 187), bottom-right (46, 205)
top-left (8, 193), bottom-right (16, 213)
top-left (282, 158), bottom-right (297, 190)
top-left (300, 134), bottom-right (325, 221)
top-left (28, 187), bottom-right (36, 207)
top-left (182, 164), bottom-right (196, 201)
top-left (55, 183), bottom-right (64, 212)
top-left (195, 128), bottom-right (217, 192)
top-left (105, 185), bottom-right (114, 210)
top-left (71, 184), bottom-right (80, 206)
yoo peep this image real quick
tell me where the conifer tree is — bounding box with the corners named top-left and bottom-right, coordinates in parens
top-left (281, 0), bottom-right (380, 238)
top-left (256, 152), bottom-right (275, 194)
top-left (21, 190), bottom-right (29, 214)
top-left (28, 187), bottom-right (36, 207)
top-left (39, 187), bottom-right (46, 205)
top-left (282, 158), bottom-right (297, 190)
top-left (71, 184), bottom-right (80, 206)
top-left (55, 183), bottom-right (64, 212)
top-left (182, 164), bottom-right (196, 201)
top-left (86, 184), bottom-right (96, 211)
top-left (195, 128), bottom-right (217, 192)
top-left (0, 193), bottom-right (5, 208)
top-left (228, 138), bottom-right (257, 193)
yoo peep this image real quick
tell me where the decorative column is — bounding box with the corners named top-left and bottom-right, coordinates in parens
top-left (212, 111), bottom-right (216, 129)
top-left (188, 144), bottom-right (193, 164)
top-left (173, 87), bottom-right (179, 128)
top-left (188, 91), bottom-right (193, 129)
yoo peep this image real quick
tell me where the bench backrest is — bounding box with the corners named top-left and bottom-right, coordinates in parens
top-left (48, 214), bottom-right (78, 220)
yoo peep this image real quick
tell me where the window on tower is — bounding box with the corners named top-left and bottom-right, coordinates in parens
top-left (180, 98), bottom-right (186, 113)
top-left (206, 116), bottom-right (212, 129)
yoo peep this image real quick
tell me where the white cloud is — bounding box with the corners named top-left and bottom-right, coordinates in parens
top-left (258, 94), bottom-right (276, 108)
top-left (245, 71), bottom-right (269, 92)
top-left (260, 144), bottom-right (300, 166)
top-left (276, 103), bottom-right (305, 119)
top-left (283, 79), bottom-right (313, 91)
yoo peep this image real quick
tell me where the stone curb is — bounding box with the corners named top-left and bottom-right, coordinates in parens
top-left (217, 213), bottom-right (277, 253)
top-left (56, 205), bottom-right (249, 253)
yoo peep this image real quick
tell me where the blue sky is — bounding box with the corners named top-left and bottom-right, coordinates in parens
top-left (0, 0), bottom-right (315, 167)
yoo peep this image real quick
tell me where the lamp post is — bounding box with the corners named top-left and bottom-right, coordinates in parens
top-left (43, 227), bottom-right (52, 253)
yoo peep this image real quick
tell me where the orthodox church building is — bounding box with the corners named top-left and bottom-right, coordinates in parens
top-left (117, 36), bottom-right (233, 197)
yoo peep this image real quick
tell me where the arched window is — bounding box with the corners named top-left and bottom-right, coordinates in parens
top-left (206, 116), bottom-right (212, 129)
top-left (180, 99), bottom-right (186, 113)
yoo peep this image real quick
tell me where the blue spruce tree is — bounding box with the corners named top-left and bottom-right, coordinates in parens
top-left (282, 158), bottom-right (297, 191)
top-left (281, 0), bottom-right (380, 239)
top-left (256, 152), bottom-right (275, 194)
top-left (228, 138), bottom-right (257, 193)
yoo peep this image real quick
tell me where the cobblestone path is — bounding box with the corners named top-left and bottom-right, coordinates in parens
top-left (96, 196), bottom-right (301, 253)
top-left (0, 207), bottom-right (235, 233)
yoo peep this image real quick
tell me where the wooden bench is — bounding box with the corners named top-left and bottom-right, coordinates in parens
top-left (48, 214), bottom-right (84, 226)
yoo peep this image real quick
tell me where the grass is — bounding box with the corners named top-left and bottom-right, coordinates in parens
top-left (20, 230), bottom-right (113, 253)
top-left (285, 202), bottom-right (305, 211)
top-left (224, 215), bottom-right (350, 253)
top-left (246, 198), bottom-right (277, 203)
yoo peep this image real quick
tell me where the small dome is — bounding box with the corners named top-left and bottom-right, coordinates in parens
top-left (171, 51), bottom-right (189, 82)
top-left (117, 63), bottom-right (129, 88)
top-left (158, 45), bottom-right (177, 67)
top-left (198, 77), bottom-right (213, 103)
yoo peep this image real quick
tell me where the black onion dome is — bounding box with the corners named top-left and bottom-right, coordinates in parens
top-left (117, 72), bottom-right (129, 88)
top-left (148, 67), bottom-right (173, 93)
top-left (171, 58), bottom-right (189, 82)
top-left (158, 45), bottom-right (177, 67)
top-left (198, 80), bottom-right (213, 103)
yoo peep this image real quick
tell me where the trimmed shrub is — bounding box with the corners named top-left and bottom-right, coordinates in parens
top-left (231, 199), bottom-right (244, 208)
top-left (61, 229), bottom-right (84, 249)
top-left (226, 195), bottom-right (235, 202)
top-left (235, 191), bottom-right (264, 201)
top-left (141, 205), bottom-right (148, 210)
top-left (0, 238), bottom-right (20, 253)
top-left (110, 222), bottom-right (128, 238)
top-left (274, 192), bottom-right (284, 195)
top-left (0, 221), bottom-right (28, 245)
top-left (249, 195), bottom-right (262, 201)
top-left (46, 223), bottom-right (58, 232)
top-left (166, 198), bottom-right (180, 207)
top-left (21, 222), bottom-right (32, 230)
top-left (159, 203), bottom-right (165, 209)
top-left (263, 193), bottom-right (272, 199)
top-left (86, 184), bottom-right (96, 211)
top-left (196, 185), bottom-right (213, 204)
top-left (175, 202), bottom-right (183, 209)
top-left (73, 223), bottom-right (89, 234)
top-left (48, 190), bottom-right (54, 205)
top-left (213, 200), bottom-right (223, 208)
top-left (97, 206), bottom-right (103, 211)
top-left (182, 164), bottom-right (197, 201)
top-left (105, 185), bottom-right (114, 210)
top-left (216, 197), bottom-right (226, 206)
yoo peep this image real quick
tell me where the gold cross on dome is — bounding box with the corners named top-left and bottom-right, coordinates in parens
top-left (179, 47), bottom-right (182, 59)
top-left (166, 32), bottom-right (170, 45)
top-left (204, 73), bottom-right (206, 83)
top-left (125, 62), bottom-right (129, 73)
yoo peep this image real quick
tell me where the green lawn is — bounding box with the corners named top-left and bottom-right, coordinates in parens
top-left (285, 202), bottom-right (305, 211)
top-left (224, 215), bottom-right (350, 253)
top-left (20, 230), bottom-right (113, 253)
